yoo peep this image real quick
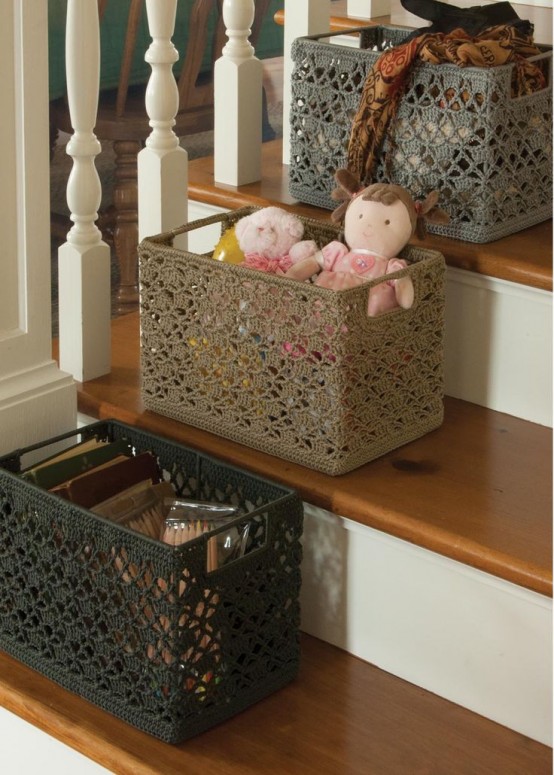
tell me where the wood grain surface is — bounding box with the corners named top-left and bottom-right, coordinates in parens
top-left (63, 313), bottom-right (552, 596)
top-left (0, 635), bottom-right (551, 775)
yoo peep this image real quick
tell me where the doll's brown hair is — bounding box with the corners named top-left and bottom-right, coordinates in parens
top-left (330, 169), bottom-right (449, 240)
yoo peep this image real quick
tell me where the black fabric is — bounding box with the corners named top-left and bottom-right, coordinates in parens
top-left (400, 0), bottom-right (532, 38)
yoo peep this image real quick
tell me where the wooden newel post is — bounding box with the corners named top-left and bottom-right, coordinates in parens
top-left (138, 0), bottom-right (188, 251)
top-left (58, 0), bottom-right (111, 382)
top-left (0, 0), bottom-right (76, 452)
top-left (214, 0), bottom-right (262, 186)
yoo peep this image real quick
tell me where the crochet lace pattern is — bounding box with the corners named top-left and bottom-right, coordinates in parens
top-left (139, 208), bottom-right (446, 475)
top-left (289, 25), bottom-right (552, 243)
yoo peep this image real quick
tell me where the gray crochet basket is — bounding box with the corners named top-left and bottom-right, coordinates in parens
top-left (289, 26), bottom-right (553, 243)
top-left (0, 420), bottom-right (303, 743)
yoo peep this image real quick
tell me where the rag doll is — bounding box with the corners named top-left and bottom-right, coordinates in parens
top-left (285, 170), bottom-right (449, 316)
top-left (213, 206), bottom-right (317, 275)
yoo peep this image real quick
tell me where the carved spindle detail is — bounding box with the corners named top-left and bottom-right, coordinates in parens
top-left (143, 0), bottom-right (180, 153)
top-left (214, 0), bottom-right (262, 186)
top-left (221, 0), bottom-right (256, 61)
top-left (138, 0), bottom-right (188, 248)
top-left (58, 0), bottom-right (110, 381)
top-left (64, 0), bottom-right (103, 246)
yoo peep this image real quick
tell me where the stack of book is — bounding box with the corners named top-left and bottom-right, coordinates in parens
top-left (21, 436), bottom-right (246, 569)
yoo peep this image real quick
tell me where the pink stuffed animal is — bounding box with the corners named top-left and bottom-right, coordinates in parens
top-left (234, 206), bottom-right (317, 275)
top-left (286, 170), bottom-right (448, 316)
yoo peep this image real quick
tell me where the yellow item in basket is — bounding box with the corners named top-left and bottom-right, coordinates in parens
top-left (212, 225), bottom-right (245, 264)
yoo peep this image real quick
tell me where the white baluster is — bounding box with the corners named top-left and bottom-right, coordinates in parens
top-left (348, 0), bottom-right (389, 17)
top-left (214, 0), bottom-right (262, 186)
top-left (58, 0), bottom-right (111, 381)
top-left (138, 0), bottom-right (188, 250)
top-left (282, 0), bottom-right (331, 164)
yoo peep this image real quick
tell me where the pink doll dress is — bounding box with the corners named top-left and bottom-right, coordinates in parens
top-left (314, 241), bottom-right (409, 317)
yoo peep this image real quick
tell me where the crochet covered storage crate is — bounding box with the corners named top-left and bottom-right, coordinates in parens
top-left (0, 420), bottom-right (303, 743)
top-left (139, 208), bottom-right (446, 476)
top-left (289, 26), bottom-right (552, 243)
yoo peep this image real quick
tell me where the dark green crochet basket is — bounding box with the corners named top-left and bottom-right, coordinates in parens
top-left (0, 421), bottom-right (303, 743)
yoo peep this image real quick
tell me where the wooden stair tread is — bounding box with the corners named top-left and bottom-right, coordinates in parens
top-left (187, 140), bottom-right (552, 291)
top-left (0, 634), bottom-right (550, 774)
top-left (68, 313), bottom-right (552, 597)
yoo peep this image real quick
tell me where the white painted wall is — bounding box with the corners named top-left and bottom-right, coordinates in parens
top-left (347, 0), bottom-right (390, 16)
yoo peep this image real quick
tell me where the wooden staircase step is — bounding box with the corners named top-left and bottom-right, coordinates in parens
top-left (0, 634), bottom-right (551, 774)
top-left (187, 140), bottom-right (552, 292)
top-left (67, 313), bottom-right (552, 597)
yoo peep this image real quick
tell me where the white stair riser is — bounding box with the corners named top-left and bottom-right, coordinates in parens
top-left (300, 504), bottom-right (553, 745)
top-left (0, 707), bottom-right (110, 774)
top-left (445, 268), bottom-right (552, 427)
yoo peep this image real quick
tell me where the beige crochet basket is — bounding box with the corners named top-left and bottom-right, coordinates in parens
top-left (139, 208), bottom-right (446, 475)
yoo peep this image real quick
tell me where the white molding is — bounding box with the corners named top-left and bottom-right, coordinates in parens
top-left (0, 0), bottom-right (76, 453)
top-left (444, 267), bottom-right (552, 427)
top-left (300, 503), bottom-right (553, 745)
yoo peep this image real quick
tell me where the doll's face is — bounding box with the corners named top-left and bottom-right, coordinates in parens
top-left (344, 194), bottom-right (413, 258)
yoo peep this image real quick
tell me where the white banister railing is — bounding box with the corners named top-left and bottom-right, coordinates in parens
top-left (58, 0), bottom-right (111, 382)
top-left (138, 0), bottom-right (188, 251)
top-left (57, 0), bottom-right (380, 382)
top-left (282, 0), bottom-right (331, 164)
top-left (214, 0), bottom-right (262, 185)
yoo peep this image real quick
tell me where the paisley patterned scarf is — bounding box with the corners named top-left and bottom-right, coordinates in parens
top-left (347, 24), bottom-right (546, 185)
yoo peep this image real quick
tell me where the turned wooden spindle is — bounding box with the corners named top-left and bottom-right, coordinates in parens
top-left (58, 0), bottom-right (110, 381)
top-left (214, 0), bottom-right (262, 185)
top-left (138, 0), bottom-right (188, 251)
